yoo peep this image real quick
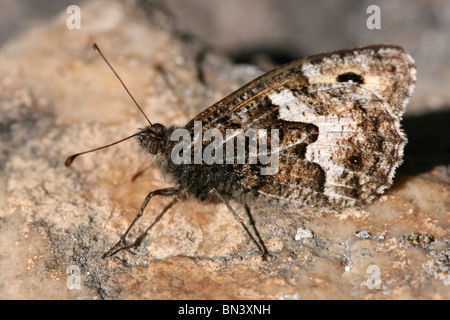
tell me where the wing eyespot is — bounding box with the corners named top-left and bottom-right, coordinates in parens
top-left (348, 155), bottom-right (363, 169)
top-left (337, 72), bottom-right (365, 84)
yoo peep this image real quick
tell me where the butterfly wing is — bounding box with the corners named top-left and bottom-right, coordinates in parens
top-left (187, 44), bottom-right (415, 128)
top-left (184, 45), bottom-right (416, 207)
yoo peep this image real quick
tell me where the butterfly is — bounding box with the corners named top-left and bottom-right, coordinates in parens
top-left (66, 44), bottom-right (416, 258)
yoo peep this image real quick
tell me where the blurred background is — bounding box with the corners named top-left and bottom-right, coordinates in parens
top-left (1, 0), bottom-right (449, 113)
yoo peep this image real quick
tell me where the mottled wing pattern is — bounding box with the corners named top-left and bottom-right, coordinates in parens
top-left (185, 45), bottom-right (416, 207)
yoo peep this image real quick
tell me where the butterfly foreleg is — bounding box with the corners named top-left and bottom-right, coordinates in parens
top-left (102, 187), bottom-right (180, 258)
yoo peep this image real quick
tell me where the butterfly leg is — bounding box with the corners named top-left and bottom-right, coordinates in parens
top-left (102, 187), bottom-right (180, 258)
top-left (244, 203), bottom-right (270, 258)
top-left (209, 188), bottom-right (269, 260)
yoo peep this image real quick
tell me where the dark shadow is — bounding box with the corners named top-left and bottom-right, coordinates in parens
top-left (399, 109), bottom-right (450, 175)
top-left (230, 48), bottom-right (300, 68)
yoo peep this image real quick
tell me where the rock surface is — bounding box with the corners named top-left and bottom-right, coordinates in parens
top-left (0, 0), bottom-right (448, 299)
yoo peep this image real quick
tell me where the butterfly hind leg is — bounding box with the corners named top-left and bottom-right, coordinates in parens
top-left (210, 188), bottom-right (270, 260)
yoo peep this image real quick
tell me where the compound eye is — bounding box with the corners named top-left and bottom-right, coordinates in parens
top-left (147, 139), bottom-right (159, 154)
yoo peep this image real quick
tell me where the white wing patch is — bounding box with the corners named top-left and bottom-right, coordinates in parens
top-left (269, 88), bottom-right (355, 203)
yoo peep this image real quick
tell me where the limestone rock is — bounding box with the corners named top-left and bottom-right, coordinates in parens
top-left (0, 0), bottom-right (448, 299)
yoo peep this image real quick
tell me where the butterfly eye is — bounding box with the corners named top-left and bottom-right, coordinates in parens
top-left (337, 72), bottom-right (365, 84)
top-left (147, 139), bottom-right (160, 154)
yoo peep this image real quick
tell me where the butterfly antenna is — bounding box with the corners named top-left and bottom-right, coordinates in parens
top-left (92, 43), bottom-right (152, 126)
top-left (65, 132), bottom-right (140, 167)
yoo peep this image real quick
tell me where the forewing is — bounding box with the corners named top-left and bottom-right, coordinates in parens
top-left (186, 44), bottom-right (415, 130)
